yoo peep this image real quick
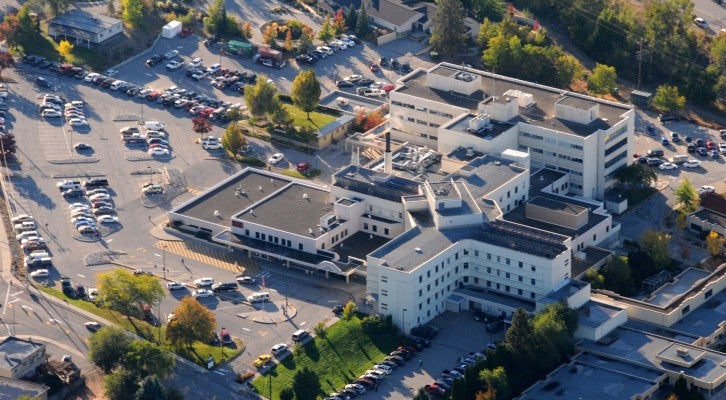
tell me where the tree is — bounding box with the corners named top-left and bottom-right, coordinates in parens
top-left (299, 26), bottom-right (314, 53)
top-left (244, 77), bottom-right (281, 119)
top-left (88, 326), bottom-right (132, 373)
top-left (262, 23), bottom-right (278, 47)
top-left (192, 117), bottom-right (212, 137)
top-left (97, 269), bottom-right (165, 316)
top-left (356, 3), bottom-right (371, 37)
top-left (342, 300), bottom-right (357, 320)
top-left (472, 0), bottom-right (506, 22)
top-left (362, 111), bottom-right (384, 131)
top-left (58, 40), bottom-right (74, 60)
top-left (125, 340), bottom-right (174, 379)
top-left (613, 164), bottom-right (657, 186)
top-left (601, 255), bottom-right (634, 295)
top-left (430, 0), bottom-right (467, 60)
top-left (584, 268), bottom-right (604, 289)
top-left (706, 231), bottom-right (724, 257)
top-left (675, 177), bottom-right (699, 213)
top-left (333, 8), bottom-right (347, 36)
top-left (166, 297), bottom-right (217, 348)
top-left (478, 367), bottom-right (509, 400)
top-left (135, 377), bottom-right (167, 400)
top-left (222, 122), bottom-right (247, 155)
top-left (346, 6), bottom-right (358, 31)
top-left (43, 0), bottom-right (73, 17)
top-left (0, 52), bottom-right (14, 81)
top-left (121, 0), bottom-right (144, 28)
top-left (291, 69), bottom-right (322, 119)
top-left (104, 367), bottom-right (139, 400)
top-left (318, 16), bottom-right (335, 44)
top-left (653, 84), bottom-right (686, 113)
top-left (205, 0), bottom-right (228, 36)
top-left (587, 63), bottom-right (617, 95)
top-left (640, 230), bottom-right (672, 268)
top-left (241, 22), bottom-right (253, 40)
top-left (313, 321), bottom-right (327, 338)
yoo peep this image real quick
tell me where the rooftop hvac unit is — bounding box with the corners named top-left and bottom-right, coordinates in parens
top-left (465, 147), bottom-right (474, 157)
top-left (467, 114), bottom-right (492, 133)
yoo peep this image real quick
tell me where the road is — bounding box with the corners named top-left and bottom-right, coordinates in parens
top-left (693, 0), bottom-right (726, 32)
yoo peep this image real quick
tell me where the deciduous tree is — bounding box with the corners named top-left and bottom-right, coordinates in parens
top-left (299, 25), bottom-right (314, 53)
top-left (125, 340), bottom-right (174, 379)
top-left (244, 77), bottom-right (281, 119)
top-left (135, 377), bottom-right (167, 400)
top-left (430, 0), bottom-right (467, 60)
top-left (165, 297), bottom-right (216, 348)
top-left (97, 269), bottom-right (165, 316)
top-left (192, 117), bottom-right (212, 137)
top-left (58, 40), bottom-right (74, 60)
top-left (121, 0), bottom-right (144, 28)
top-left (222, 122), bottom-right (247, 155)
top-left (478, 366), bottom-right (509, 400)
top-left (640, 230), bottom-right (672, 268)
top-left (0, 132), bottom-right (16, 160)
top-left (613, 164), bottom-right (656, 186)
top-left (587, 63), bottom-right (617, 95)
top-left (291, 69), bottom-right (321, 119)
top-left (241, 22), bottom-right (253, 40)
top-left (43, 0), bottom-right (73, 17)
top-left (706, 231), bottom-right (724, 257)
top-left (104, 367), bottom-right (139, 400)
top-left (318, 16), bottom-right (335, 44)
top-left (584, 268), bottom-right (604, 289)
top-left (472, 0), bottom-right (506, 22)
top-left (675, 177), bottom-right (699, 213)
top-left (88, 326), bottom-right (132, 373)
top-left (653, 84), bottom-right (686, 113)
top-left (333, 8), bottom-right (347, 36)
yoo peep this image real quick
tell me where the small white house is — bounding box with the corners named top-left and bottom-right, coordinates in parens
top-left (162, 21), bottom-right (182, 38)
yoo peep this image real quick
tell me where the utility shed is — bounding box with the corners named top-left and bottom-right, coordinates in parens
top-left (162, 20), bottom-right (182, 38)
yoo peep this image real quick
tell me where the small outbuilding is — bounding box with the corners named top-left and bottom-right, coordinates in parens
top-left (48, 10), bottom-right (123, 47)
top-left (162, 20), bottom-right (182, 38)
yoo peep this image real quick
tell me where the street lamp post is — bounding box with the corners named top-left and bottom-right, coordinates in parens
top-left (162, 245), bottom-right (167, 280)
top-left (156, 300), bottom-right (162, 346)
top-left (402, 308), bottom-right (407, 333)
top-left (284, 282), bottom-right (290, 316)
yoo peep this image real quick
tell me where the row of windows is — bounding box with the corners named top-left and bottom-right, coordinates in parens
top-left (520, 132), bottom-right (544, 140)
top-left (418, 132), bottom-right (438, 140)
top-left (556, 166), bottom-right (583, 177)
top-left (604, 137), bottom-right (627, 157)
top-left (391, 100), bottom-right (453, 119)
top-left (521, 133), bottom-right (584, 151)
top-left (604, 150), bottom-right (627, 169)
top-left (363, 223), bottom-right (390, 235)
top-left (247, 229), bottom-right (300, 249)
top-left (404, 115), bottom-right (440, 128)
top-left (557, 153), bottom-right (583, 163)
top-left (604, 125), bottom-right (628, 143)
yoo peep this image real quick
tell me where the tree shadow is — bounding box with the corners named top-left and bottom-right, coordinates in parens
top-left (302, 340), bottom-right (321, 362)
top-left (279, 354), bottom-right (296, 370)
top-left (292, 367), bottom-right (322, 400)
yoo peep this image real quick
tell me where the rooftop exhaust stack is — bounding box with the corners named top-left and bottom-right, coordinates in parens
top-left (384, 132), bottom-right (392, 174)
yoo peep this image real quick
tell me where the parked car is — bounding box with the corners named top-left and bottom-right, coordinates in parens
top-left (268, 153), bottom-right (284, 164)
top-left (193, 277), bottom-right (214, 287)
top-left (271, 343), bottom-right (289, 355)
top-left (253, 354), bottom-right (273, 368)
top-left (192, 289), bottom-right (214, 298)
top-left (167, 281), bottom-right (185, 290)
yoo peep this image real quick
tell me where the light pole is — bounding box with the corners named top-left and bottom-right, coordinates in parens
top-left (402, 308), bottom-right (407, 333)
top-left (156, 300), bottom-right (162, 346)
top-left (148, 166), bottom-right (152, 185)
top-left (284, 282), bottom-right (290, 315)
top-left (162, 245), bottom-right (167, 280)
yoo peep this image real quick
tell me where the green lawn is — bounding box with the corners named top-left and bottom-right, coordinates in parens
top-left (37, 286), bottom-right (240, 367)
top-left (252, 316), bottom-right (399, 400)
top-left (283, 104), bottom-right (337, 131)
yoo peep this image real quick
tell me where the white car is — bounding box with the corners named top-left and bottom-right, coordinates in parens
top-left (207, 63), bottom-right (222, 74)
top-left (188, 57), bottom-right (203, 68)
top-left (87, 288), bottom-right (99, 301)
top-left (699, 185), bottom-right (716, 195)
top-left (682, 160), bottom-right (702, 168)
top-left (69, 202), bottom-right (89, 209)
top-left (167, 281), bottom-right (185, 290)
top-left (146, 131), bottom-right (167, 139)
top-left (88, 193), bottom-right (111, 202)
top-left (30, 269), bottom-right (49, 279)
top-left (271, 343), bottom-right (289, 355)
top-left (69, 118), bottom-right (88, 127)
top-left (166, 61), bottom-right (183, 70)
top-left (96, 215), bottom-right (119, 224)
top-left (164, 49), bottom-right (179, 59)
top-left (695, 17), bottom-right (709, 29)
top-left (193, 277), bottom-right (214, 287)
top-left (41, 109), bottom-right (62, 118)
top-left (373, 364), bottom-right (393, 374)
top-left (192, 289), bottom-right (214, 298)
top-left (83, 72), bottom-right (99, 82)
top-left (11, 215), bottom-right (34, 224)
top-left (268, 153), bottom-right (284, 164)
top-left (16, 230), bottom-right (39, 241)
top-left (85, 321), bottom-right (102, 331)
top-left (148, 147), bottom-right (170, 156)
top-left (659, 162), bottom-right (678, 170)
top-left (345, 74), bottom-right (363, 82)
top-left (317, 46), bottom-right (334, 56)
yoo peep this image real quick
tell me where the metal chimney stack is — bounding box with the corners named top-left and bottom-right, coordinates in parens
top-left (384, 131), bottom-right (392, 173)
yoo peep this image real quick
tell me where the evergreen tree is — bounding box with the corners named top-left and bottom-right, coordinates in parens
top-left (346, 6), bottom-right (358, 31)
top-left (356, 4), bottom-right (371, 37)
top-left (430, 0), bottom-right (467, 59)
top-left (204, 0), bottom-right (228, 36)
top-left (135, 377), bottom-right (167, 400)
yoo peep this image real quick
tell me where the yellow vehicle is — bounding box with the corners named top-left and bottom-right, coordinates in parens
top-left (253, 354), bottom-right (273, 368)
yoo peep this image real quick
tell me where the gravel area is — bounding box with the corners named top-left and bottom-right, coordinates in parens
top-left (84, 249), bottom-right (127, 266)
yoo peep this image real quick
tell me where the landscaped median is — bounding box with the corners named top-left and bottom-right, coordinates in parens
top-left (36, 285), bottom-right (241, 367)
top-left (252, 315), bottom-right (399, 400)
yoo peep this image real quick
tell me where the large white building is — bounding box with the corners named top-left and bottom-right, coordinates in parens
top-left (388, 63), bottom-right (635, 200)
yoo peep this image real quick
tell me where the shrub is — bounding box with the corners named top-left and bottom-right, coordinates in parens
top-left (314, 321), bottom-right (327, 338)
top-left (342, 301), bottom-right (357, 320)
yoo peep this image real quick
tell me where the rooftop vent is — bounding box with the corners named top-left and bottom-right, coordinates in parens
top-left (308, 228), bottom-right (314, 234)
top-left (676, 347), bottom-right (690, 357)
top-left (454, 71), bottom-right (475, 82)
top-left (303, 193), bottom-right (309, 199)
top-left (249, 209), bottom-right (254, 215)
top-left (213, 210), bottom-right (220, 217)
top-left (258, 185), bottom-right (263, 191)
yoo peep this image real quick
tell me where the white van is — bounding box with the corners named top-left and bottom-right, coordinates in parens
top-left (292, 329), bottom-right (310, 342)
top-left (249, 292), bottom-right (270, 303)
top-left (144, 121), bottom-right (165, 131)
top-left (669, 154), bottom-right (689, 164)
top-left (109, 80), bottom-right (125, 90)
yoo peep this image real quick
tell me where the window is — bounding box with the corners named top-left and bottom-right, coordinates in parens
top-left (435, 265), bottom-right (439, 273)
top-left (505, 272), bottom-right (510, 279)
top-left (487, 253), bottom-right (491, 260)
top-left (474, 250), bottom-right (479, 257)
top-left (372, 225), bottom-right (377, 232)
top-left (245, 229), bottom-right (250, 236)
top-left (418, 303), bottom-right (422, 310)
top-left (518, 276), bottom-right (523, 282)
top-left (298, 243), bottom-right (303, 250)
top-left (364, 223), bottom-right (369, 230)
top-left (519, 261), bottom-right (523, 268)
top-left (418, 289), bottom-right (422, 296)
top-left (518, 289), bottom-right (523, 295)
top-left (497, 256), bottom-right (500, 263)
top-left (506, 258), bottom-right (510, 265)
top-left (531, 279), bottom-right (536, 285)
top-left (427, 270), bottom-right (431, 278)
top-left (261, 234), bottom-right (266, 241)
top-left (505, 286), bottom-right (510, 292)
top-left (384, 228), bottom-right (389, 235)
top-left (419, 276), bottom-right (422, 283)
top-left (381, 290), bottom-right (388, 296)
top-left (455, 253), bottom-right (459, 260)
top-left (463, 263), bottom-right (469, 269)
top-left (682, 305), bottom-right (691, 315)
top-left (255, 232), bottom-right (260, 239)
top-left (531, 292), bottom-right (536, 299)
top-left (531, 266), bottom-right (536, 272)
top-left (381, 276), bottom-right (388, 283)
top-left (705, 289), bottom-right (713, 299)
top-left (427, 284), bottom-right (430, 291)
top-left (455, 266), bottom-right (459, 273)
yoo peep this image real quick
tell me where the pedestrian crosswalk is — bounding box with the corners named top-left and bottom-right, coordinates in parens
top-left (187, 187), bottom-right (203, 195)
top-left (155, 240), bottom-right (259, 275)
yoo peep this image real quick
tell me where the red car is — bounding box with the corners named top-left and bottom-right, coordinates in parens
top-left (382, 83), bottom-right (395, 92)
top-left (706, 141), bottom-right (715, 150)
top-left (198, 107), bottom-right (216, 118)
top-left (297, 162), bottom-right (311, 173)
top-left (425, 384), bottom-right (446, 395)
top-left (370, 64), bottom-right (380, 73)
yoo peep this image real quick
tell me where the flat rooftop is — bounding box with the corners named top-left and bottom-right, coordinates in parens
top-left (49, 9), bottom-right (121, 33)
top-left (235, 183), bottom-right (332, 237)
top-left (331, 231), bottom-right (390, 263)
top-left (502, 196), bottom-right (608, 239)
top-left (578, 327), bottom-right (726, 386)
top-left (444, 113), bottom-right (514, 139)
top-left (172, 169), bottom-right (292, 225)
top-left (577, 300), bottom-right (625, 329)
top-left (369, 220), bottom-right (568, 272)
top-left (0, 337), bottom-right (44, 372)
top-left (447, 155), bottom-right (528, 200)
top-left (0, 376), bottom-right (47, 400)
top-left (571, 246), bottom-right (613, 279)
top-left (396, 63), bottom-right (631, 138)
top-left (671, 290), bottom-right (726, 339)
top-left (644, 268), bottom-right (711, 307)
top-left (334, 165), bottom-right (421, 203)
top-left (519, 352), bottom-right (662, 400)
top-left (456, 286), bottom-right (535, 312)
top-left (530, 168), bottom-right (567, 195)
top-left (319, 90), bottom-right (386, 114)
